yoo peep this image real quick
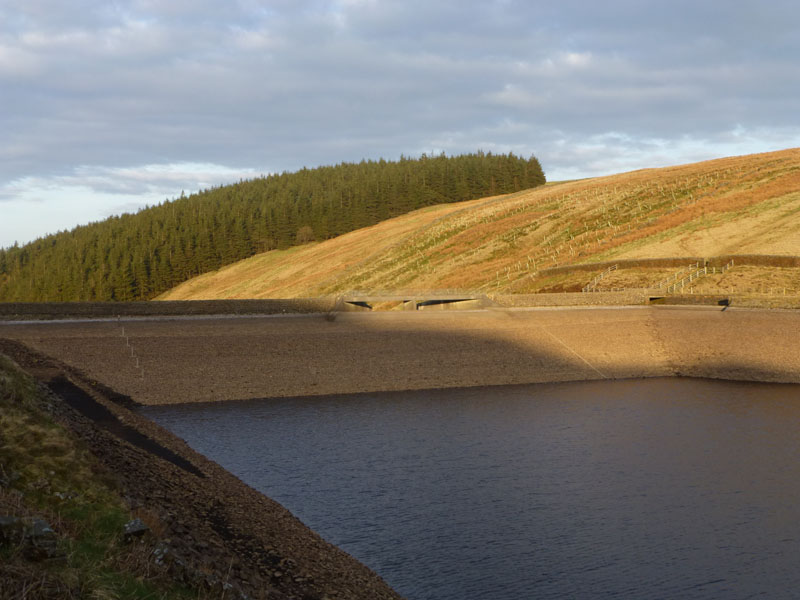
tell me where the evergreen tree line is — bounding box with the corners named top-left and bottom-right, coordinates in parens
top-left (0, 152), bottom-right (545, 301)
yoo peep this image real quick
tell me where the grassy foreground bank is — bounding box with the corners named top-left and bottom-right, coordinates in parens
top-left (0, 342), bottom-right (403, 600)
top-left (0, 355), bottom-right (198, 599)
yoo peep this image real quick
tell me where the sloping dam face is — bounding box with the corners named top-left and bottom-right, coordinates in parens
top-left (1, 306), bottom-right (798, 405)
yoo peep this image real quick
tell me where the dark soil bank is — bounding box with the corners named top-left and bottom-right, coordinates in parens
top-left (0, 339), bottom-right (402, 600)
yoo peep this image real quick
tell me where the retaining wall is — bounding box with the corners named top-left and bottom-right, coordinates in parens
top-left (0, 299), bottom-right (337, 320)
top-left (493, 291), bottom-right (649, 306)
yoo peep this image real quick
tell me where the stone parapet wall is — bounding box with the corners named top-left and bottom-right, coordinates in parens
top-left (494, 291), bottom-right (649, 306)
top-left (0, 299), bottom-right (337, 320)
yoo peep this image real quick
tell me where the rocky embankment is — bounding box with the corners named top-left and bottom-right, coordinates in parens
top-left (0, 339), bottom-right (402, 600)
top-left (2, 306), bottom-right (799, 406)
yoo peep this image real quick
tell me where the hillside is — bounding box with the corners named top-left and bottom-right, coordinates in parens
top-left (160, 148), bottom-right (800, 300)
top-left (0, 152), bottom-right (544, 302)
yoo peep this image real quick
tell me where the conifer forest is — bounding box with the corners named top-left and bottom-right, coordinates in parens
top-left (0, 152), bottom-right (545, 301)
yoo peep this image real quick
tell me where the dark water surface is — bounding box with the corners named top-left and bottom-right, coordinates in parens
top-left (142, 378), bottom-right (800, 599)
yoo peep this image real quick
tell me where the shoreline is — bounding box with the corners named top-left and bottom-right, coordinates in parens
top-left (139, 374), bottom-right (800, 414)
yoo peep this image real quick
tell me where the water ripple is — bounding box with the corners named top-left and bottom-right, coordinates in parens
top-left (144, 378), bottom-right (800, 600)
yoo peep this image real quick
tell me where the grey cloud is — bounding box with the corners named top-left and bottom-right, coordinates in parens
top-left (0, 163), bottom-right (259, 207)
top-left (1, 0), bottom-right (799, 189)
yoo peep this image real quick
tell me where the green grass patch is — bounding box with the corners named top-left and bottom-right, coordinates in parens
top-left (0, 354), bottom-right (204, 598)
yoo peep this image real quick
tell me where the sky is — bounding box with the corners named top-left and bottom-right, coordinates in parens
top-left (1, 0), bottom-right (799, 248)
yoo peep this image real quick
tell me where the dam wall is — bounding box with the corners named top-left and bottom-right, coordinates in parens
top-left (1, 306), bottom-right (798, 405)
top-left (0, 298), bottom-right (337, 320)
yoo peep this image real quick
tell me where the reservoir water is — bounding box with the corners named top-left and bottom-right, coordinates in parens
top-left (142, 378), bottom-right (800, 599)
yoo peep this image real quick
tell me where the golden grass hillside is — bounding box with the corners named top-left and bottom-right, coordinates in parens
top-left (159, 148), bottom-right (800, 299)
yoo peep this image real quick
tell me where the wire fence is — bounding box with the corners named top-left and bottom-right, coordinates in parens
top-left (117, 316), bottom-right (145, 380)
top-left (582, 265), bottom-right (618, 292)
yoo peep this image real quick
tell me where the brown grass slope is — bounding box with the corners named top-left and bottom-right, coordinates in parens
top-left (159, 148), bottom-right (800, 299)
